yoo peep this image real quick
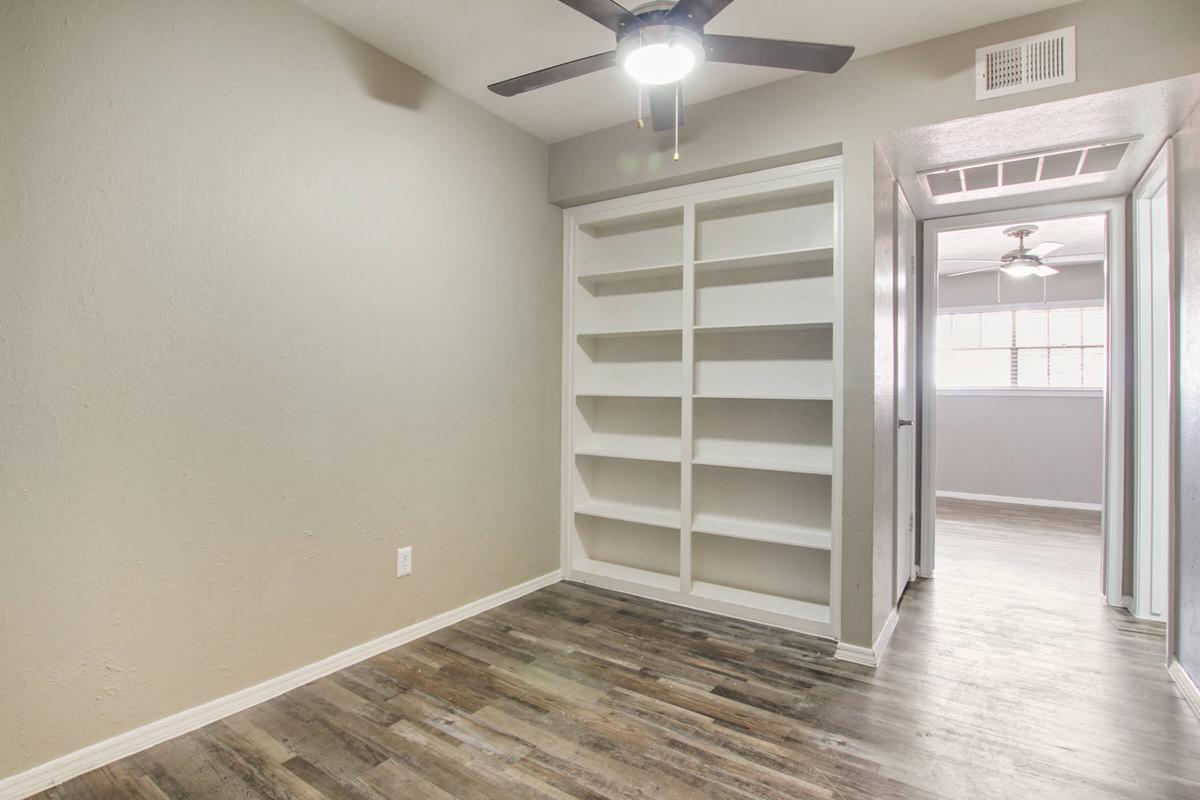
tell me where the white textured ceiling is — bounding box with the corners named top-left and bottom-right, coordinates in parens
top-left (299, 0), bottom-right (1078, 142)
top-left (937, 215), bottom-right (1106, 275)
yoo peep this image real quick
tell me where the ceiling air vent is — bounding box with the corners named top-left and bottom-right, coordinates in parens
top-left (918, 139), bottom-right (1137, 203)
top-left (976, 27), bottom-right (1075, 100)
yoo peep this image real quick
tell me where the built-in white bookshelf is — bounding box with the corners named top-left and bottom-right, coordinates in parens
top-left (562, 159), bottom-right (842, 637)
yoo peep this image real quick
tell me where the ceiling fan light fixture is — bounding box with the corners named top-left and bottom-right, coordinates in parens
top-left (617, 25), bottom-right (704, 85)
top-left (1000, 260), bottom-right (1040, 278)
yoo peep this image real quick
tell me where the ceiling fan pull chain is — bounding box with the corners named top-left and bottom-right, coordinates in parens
top-left (636, 29), bottom-right (646, 129)
top-left (673, 83), bottom-right (680, 161)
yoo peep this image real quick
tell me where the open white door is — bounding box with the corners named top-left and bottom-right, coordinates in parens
top-left (895, 185), bottom-right (918, 602)
top-left (1132, 143), bottom-right (1173, 622)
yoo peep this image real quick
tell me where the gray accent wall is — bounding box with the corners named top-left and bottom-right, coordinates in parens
top-left (938, 263), bottom-right (1106, 308)
top-left (1175, 95), bottom-right (1200, 687)
top-left (0, 0), bottom-right (561, 779)
top-left (937, 394), bottom-right (1104, 505)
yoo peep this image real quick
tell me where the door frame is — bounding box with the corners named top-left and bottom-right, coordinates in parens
top-left (918, 198), bottom-right (1127, 599)
top-left (1131, 141), bottom-right (1177, 632)
top-left (894, 183), bottom-right (919, 598)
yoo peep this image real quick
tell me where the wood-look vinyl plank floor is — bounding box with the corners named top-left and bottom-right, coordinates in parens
top-left (34, 499), bottom-right (1200, 799)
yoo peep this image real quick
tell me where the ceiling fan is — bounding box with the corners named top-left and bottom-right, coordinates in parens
top-left (942, 225), bottom-right (1102, 279)
top-left (487, 0), bottom-right (855, 148)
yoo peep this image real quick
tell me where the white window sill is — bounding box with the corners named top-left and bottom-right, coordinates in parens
top-left (938, 387), bottom-right (1103, 398)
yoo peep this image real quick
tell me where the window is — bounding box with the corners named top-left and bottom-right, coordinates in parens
top-left (937, 306), bottom-right (1104, 389)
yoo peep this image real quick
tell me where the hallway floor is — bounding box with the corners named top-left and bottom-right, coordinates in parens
top-left (36, 499), bottom-right (1200, 799)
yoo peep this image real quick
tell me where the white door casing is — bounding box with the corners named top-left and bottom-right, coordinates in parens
top-left (1132, 143), bottom-right (1173, 623)
top-left (895, 184), bottom-right (918, 602)
top-left (920, 199), bottom-right (1125, 599)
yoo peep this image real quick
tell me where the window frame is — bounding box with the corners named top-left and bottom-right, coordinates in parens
top-left (935, 301), bottom-right (1105, 396)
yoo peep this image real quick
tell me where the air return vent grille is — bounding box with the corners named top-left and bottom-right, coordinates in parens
top-left (918, 139), bottom-right (1136, 203)
top-left (976, 27), bottom-right (1075, 100)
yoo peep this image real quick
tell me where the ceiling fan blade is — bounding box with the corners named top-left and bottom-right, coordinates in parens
top-left (1033, 264), bottom-right (1060, 277)
top-left (703, 34), bottom-right (854, 73)
top-left (488, 50), bottom-right (615, 96)
top-left (939, 259), bottom-right (1003, 265)
top-left (944, 265), bottom-right (1002, 278)
top-left (648, 83), bottom-right (682, 132)
top-left (666, 0), bottom-right (736, 28)
top-left (555, 0), bottom-right (641, 33)
top-left (1027, 241), bottom-right (1065, 258)
top-left (1042, 252), bottom-right (1105, 264)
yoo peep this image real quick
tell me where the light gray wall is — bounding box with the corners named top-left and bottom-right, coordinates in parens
top-left (0, 0), bottom-right (561, 780)
top-left (938, 263), bottom-right (1105, 308)
top-left (1175, 93), bottom-right (1200, 689)
top-left (546, 0), bottom-right (1200, 648)
top-left (937, 395), bottom-right (1103, 505)
top-left (936, 265), bottom-right (1105, 506)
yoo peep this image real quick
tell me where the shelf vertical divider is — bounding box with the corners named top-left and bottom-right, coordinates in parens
top-left (680, 203), bottom-right (696, 598)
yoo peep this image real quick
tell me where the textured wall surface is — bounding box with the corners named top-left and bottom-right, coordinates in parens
top-left (0, 0), bottom-right (561, 779)
top-left (1175, 98), bottom-right (1200, 686)
top-left (937, 395), bottom-right (1104, 504)
top-left (938, 263), bottom-right (1105, 309)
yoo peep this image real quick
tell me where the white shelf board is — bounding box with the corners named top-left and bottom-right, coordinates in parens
top-left (692, 453), bottom-right (833, 476)
top-left (577, 390), bottom-right (683, 399)
top-left (694, 393), bottom-right (833, 402)
top-left (574, 500), bottom-right (681, 530)
top-left (573, 559), bottom-right (680, 592)
top-left (577, 326), bottom-right (683, 340)
top-left (574, 445), bottom-right (681, 464)
top-left (691, 581), bottom-right (831, 624)
top-left (691, 513), bottom-right (832, 550)
top-left (694, 247), bottom-right (834, 273)
top-left (694, 321), bottom-right (833, 335)
top-left (577, 263), bottom-right (683, 287)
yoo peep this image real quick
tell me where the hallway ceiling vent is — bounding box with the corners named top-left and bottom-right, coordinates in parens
top-left (917, 139), bottom-right (1136, 204)
top-left (976, 27), bottom-right (1075, 100)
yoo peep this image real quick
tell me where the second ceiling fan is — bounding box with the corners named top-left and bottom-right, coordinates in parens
top-left (488, 0), bottom-right (855, 144)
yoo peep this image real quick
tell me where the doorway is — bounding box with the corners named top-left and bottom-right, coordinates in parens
top-left (919, 199), bottom-right (1127, 600)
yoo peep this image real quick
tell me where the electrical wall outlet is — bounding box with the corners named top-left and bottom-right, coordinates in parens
top-left (396, 546), bottom-right (413, 578)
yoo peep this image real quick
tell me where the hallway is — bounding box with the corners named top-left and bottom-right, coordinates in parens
top-left (890, 498), bottom-right (1199, 797)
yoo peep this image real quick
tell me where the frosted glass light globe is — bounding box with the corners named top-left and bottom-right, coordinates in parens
top-left (617, 25), bottom-right (704, 86)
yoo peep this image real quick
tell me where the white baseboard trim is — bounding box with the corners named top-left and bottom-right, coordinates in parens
top-left (0, 570), bottom-right (562, 800)
top-left (1169, 659), bottom-right (1200, 721)
top-left (936, 490), bottom-right (1101, 512)
top-left (834, 606), bottom-right (899, 668)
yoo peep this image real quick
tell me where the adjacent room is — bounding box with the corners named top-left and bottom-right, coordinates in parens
top-left (3, 1), bottom-right (1200, 798)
